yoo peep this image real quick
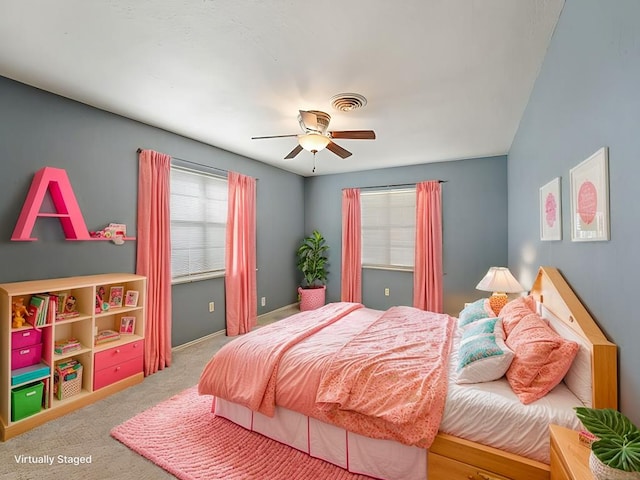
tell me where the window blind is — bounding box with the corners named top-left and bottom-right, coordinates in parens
top-left (361, 188), bottom-right (416, 269)
top-left (170, 166), bottom-right (227, 283)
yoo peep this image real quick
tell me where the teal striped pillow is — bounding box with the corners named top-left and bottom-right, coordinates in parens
top-left (458, 298), bottom-right (494, 329)
top-left (456, 317), bottom-right (514, 384)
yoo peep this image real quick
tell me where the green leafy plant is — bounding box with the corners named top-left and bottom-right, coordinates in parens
top-left (575, 407), bottom-right (640, 472)
top-left (296, 230), bottom-right (329, 288)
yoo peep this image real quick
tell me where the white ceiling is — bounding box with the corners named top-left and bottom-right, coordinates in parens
top-left (0, 0), bottom-right (564, 177)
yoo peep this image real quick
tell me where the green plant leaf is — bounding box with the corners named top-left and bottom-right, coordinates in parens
top-left (575, 407), bottom-right (640, 472)
top-left (296, 230), bottom-right (329, 288)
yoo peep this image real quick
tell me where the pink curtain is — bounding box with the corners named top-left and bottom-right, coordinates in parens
top-left (413, 181), bottom-right (443, 312)
top-left (136, 149), bottom-right (172, 375)
top-left (341, 188), bottom-right (362, 303)
top-left (225, 171), bottom-right (257, 336)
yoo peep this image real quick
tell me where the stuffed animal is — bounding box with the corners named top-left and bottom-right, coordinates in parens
top-left (12, 297), bottom-right (30, 328)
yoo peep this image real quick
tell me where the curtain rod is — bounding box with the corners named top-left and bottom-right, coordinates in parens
top-left (343, 180), bottom-right (447, 191)
top-left (136, 148), bottom-right (258, 180)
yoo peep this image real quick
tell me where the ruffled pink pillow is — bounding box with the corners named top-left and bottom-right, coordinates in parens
top-left (500, 295), bottom-right (536, 337)
top-left (505, 313), bottom-right (579, 404)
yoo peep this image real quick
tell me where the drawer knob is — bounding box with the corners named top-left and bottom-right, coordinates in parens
top-left (115, 349), bottom-right (120, 354)
top-left (115, 366), bottom-right (121, 371)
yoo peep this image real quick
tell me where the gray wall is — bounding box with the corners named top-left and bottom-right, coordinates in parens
top-left (0, 76), bottom-right (304, 347)
top-left (508, 0), bottom-right (640, 424)
top-left (304, 156), bottom-right (508, 315)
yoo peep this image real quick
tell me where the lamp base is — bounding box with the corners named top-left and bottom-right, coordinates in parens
top-left (489, 293), bottom-right (509, 315)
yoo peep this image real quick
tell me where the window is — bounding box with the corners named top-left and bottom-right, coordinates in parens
top-left (170, 166), bottom-right (227, 283)
top-left (361, 188), bottom-right (416, 270)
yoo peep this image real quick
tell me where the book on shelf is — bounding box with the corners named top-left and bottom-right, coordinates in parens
top-left (47, 295), bottom-right (57, 325)
top-left (95, 329), bottom-right (120, 345)
top-left (54, 338), bottom-right (82, 355)
top-left (51, 292), bottom-right (68, 316)
top-left (56, 293), bottom-right (79, 321)
top-left (35, 294), bottom-right (49, 326)
top-left (56, 311), bottom-right (80, 321)
top-left (27, 295), bottom-right (50, 327)
top-left (26, 304), bottom-right (40, 327)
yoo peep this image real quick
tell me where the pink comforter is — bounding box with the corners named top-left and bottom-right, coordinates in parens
top-left (315, 306), bottom-right (455, 448)
top-left (198, 303), bottom-right (455, 448)
top-left (198, 302), bottom-right (363, 416)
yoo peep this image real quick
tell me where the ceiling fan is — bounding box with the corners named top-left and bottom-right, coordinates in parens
top-left (251, 110), bottom-right (376, 161)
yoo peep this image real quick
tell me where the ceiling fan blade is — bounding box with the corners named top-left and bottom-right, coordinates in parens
top-left (329, 130), bottom-right (376, 140)
top-left (326, 141), bottom-right (352, 159)
top-left (284, 144), bottom-right (303, 159)
top-left (252, 134), bottom-right (299, 140)
top-left (299, 110), bottom-right (318, 131)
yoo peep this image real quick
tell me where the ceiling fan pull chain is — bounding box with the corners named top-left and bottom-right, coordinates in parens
top-left (312, 152), bottom-right (316, 173)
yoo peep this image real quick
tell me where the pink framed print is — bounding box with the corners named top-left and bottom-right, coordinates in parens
top-left (124, 290), bottom-right (139, 307)
top-left (570, 147), bottom-right (609, 242)
top-left (540, 177), bottom-right (562, 241)
top-left (109, 286), bottom-right (124, 308)
top-left (119, 316), bottom-right (136, 335)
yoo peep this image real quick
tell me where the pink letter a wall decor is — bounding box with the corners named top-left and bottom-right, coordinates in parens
top-left (12, 166), bottom-right (91, 241)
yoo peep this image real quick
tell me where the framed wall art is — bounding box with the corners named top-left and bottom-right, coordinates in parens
top-left (124, 290), bottom-right (139, 307)
top-left (540, 177), bottom-right (562, 241)
top-left (570, 147), bottom-right (609, 242)
top-left (119, 316), bottom-right (136, 335)
top-left (109, 286), bottom-right (124, 308)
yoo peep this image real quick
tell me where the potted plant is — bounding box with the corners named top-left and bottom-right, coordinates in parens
top-left (296, 230), bottom-right (329, 311)
top-left (574, 407), bottom-right (640, 480)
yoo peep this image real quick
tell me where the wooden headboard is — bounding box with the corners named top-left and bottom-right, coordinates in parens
top-left (529, 266), bottom-right (617, 410)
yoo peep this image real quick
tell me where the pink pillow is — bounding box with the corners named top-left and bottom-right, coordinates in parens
top-left (505, 313), bottom-right (579, 404)
top-left (500, 295), bottom-right (536, 337)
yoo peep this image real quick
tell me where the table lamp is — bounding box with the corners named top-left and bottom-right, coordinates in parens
top-left (475, 266), bottom-right (524, 315)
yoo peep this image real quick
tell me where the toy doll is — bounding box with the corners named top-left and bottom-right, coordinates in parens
top-left (12, 297), bottom-right (31, 328)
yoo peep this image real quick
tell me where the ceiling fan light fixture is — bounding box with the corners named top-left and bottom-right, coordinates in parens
top-left (298, 133), bottom-right (330, 153)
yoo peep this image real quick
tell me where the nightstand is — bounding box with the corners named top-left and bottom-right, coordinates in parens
top-left (549, 424), bottom-right (595, 480)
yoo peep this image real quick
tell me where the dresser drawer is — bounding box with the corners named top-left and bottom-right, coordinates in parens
top-left (94, 340), bottom-right (143, 370)
top-left (93, 356), bottom-right (143, 390)
top-left (428, 452), bottom-right (513, 480)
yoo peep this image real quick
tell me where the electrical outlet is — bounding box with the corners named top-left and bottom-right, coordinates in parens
top-left (384, 288), bottom-right (390, 296)
top-left (208, 301), bottom-right (215, 312)
top-left (261, 297), bottom-right (266, 307)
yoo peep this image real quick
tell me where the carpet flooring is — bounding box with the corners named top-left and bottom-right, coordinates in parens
top-left (0, 305), bottom-right (299, 480)
top-left (111, 386), bottom-right (372, 480)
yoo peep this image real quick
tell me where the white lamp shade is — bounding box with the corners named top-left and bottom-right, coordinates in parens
top-left (476, 267), bottom-right (524, 294)
top-left (298, 133), bottom-right (330, 152)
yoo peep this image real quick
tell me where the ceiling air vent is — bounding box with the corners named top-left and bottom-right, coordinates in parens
top-left (330, 93), bottom-right (367, 112)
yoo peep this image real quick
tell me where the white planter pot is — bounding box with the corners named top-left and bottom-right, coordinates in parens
top-left (589, 451), bottom-right (640, 480)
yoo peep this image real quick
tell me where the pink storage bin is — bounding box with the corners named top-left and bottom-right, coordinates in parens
top-left (11, 343), bottom-right (42, 370)
top-left (11, 329), bottom-right (42, 350)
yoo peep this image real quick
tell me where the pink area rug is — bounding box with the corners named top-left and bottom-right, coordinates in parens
top-left (111, 386), bottom-right (372, 480)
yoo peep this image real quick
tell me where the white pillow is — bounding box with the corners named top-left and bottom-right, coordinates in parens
top-left (456, 317), bottom-right (514, 384)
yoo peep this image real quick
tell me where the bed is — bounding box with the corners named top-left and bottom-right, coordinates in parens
top-left (198, 267), bottom-right (617, 480)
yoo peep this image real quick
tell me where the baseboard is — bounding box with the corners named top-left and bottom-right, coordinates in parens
top-left (257, 302), bottom-right (300, 320)
top-left (172, 329), bottom-right (226, 352)
top-left (172, 303), bottom-right (299, 352)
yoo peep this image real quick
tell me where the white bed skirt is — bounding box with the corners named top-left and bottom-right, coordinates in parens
top-left (214, 397), bottom-right (427, 480)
